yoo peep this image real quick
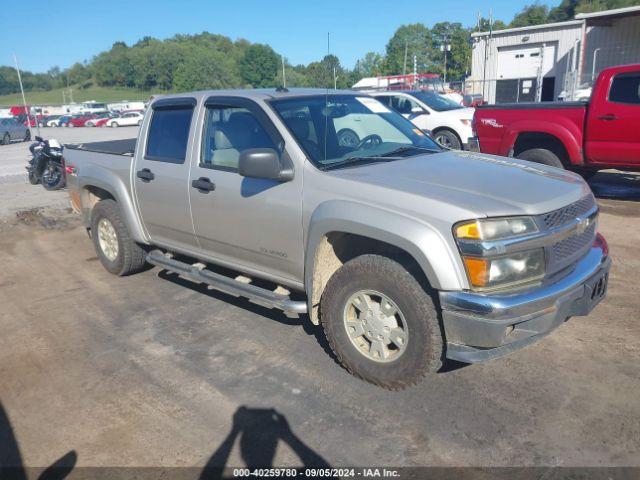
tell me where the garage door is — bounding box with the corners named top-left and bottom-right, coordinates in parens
top-left (497, 44), bottom-right (556, 80)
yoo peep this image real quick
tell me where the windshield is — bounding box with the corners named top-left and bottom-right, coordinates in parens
top-left (408, 91), bottom-right (463, 111)
top-left (270, 94), bottom-right (440, 169)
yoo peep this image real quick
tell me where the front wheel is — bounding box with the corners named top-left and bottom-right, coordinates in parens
top-left (41, 161), bottom-right (65, 190)
top-left (24, 130), bottom-right (31, 142)
top-left (111, 122), bottom-right (119, 128)
top-left (28, 168), bottom-right (39, 185)
top-left (91, 200), bottom-right (148, 276)
top-left (516, 148), bottom-right (564, 169)
top-left (320, 254), bottom-right (443, 390)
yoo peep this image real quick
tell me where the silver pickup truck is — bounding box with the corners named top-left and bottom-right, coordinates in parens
top-left (65, 89), bottom-right (611, 389)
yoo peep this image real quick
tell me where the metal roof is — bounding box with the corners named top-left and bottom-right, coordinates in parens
top-left (471, 20), bottom-right (583, 38)
top-left (575, 5), bottom-right (640, 20)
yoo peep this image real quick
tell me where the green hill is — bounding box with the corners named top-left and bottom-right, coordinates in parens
top-left (0, 86), bottom-right (162, 107)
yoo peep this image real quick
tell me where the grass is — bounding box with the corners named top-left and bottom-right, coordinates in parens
top-left (0, 86), bottom-right (164, 106)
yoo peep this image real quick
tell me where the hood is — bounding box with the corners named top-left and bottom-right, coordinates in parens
top-left (435, 107), bottom-right (474, 121)
top-left (328, 150), bottom-right (591, 219)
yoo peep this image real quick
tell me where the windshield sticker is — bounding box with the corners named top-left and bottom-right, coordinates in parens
top-left (356, 97), bottom-right (390, 113)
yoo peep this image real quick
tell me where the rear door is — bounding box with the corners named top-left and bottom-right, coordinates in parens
top-left (133, 97), bottom-right (199, 252)
top-left (188, 96), bottom-right (303, 284)
top-left (586, 70), bottom-right (640, 166)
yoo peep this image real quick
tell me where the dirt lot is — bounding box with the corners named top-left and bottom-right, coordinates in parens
top-left (0, 148), bottom-right (639, 471)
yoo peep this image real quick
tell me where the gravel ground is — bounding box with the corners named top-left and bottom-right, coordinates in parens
top-left (0, 133), bottom-right (639, 472)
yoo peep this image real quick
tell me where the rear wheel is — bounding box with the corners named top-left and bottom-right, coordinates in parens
top-left (320, 254), bottom-right (443, 390)
top-left (516, 148), bottom-right (564, 169)
top-left (433, 129), bottom-right (462, 150)
top-left (24, 130), bottom-right (31, 142)
top-left (91, 199), bottom-right (147, 276)
top-left (2, 133), bottom-right (10, 145)
top-left (111, 121), bottom-right (119, 128)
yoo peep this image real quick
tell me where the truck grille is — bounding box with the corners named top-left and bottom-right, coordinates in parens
top-left (540, 195), bottom-right (597, 275)
top-left (541, 195), bottom-right (595, 229)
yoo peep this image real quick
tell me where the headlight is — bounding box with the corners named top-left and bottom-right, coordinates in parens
top-left (462, 249), bottom-right (545, 290)
top-left (455, 217), bottom-right (538, 241)
top-left (455, 216), bottom-right (544, 290)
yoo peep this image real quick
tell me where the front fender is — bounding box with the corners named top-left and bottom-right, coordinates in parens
top-left (78, 164), bottom-right (148, 244)
top-left (502, 119), bottom-right (583, 164)
top-left (304, 200), bottom-right (467, 313)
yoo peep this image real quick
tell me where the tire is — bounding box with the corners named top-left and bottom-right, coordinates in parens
top-left (111, 121), bottom-right (119, 128)
top-left (28, 169), bottom-right (39, 185)
top-left (320, 254), bottom-right (443, 390)
top-left (41, 161), bottom-right (65, 190)
top-left (137, 120), bottom-right (142, 126)
top-left (516, 148), bottom-right (564, 169)
top-left (24, 130), bottom-right (31, 142)
top-left (1, 133), bottom-right (10, 145)
top-left (337, 128), bottom-right (360, 147)
top-left (91, 199), bottom-right (147, 276)
top-left (433, 129), bottom-right (462, 150)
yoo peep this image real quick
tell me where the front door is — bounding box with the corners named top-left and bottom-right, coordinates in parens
top-left (188, 97), bottom-right (303, 284)
top-left (134, 97), bottom-right (199, 252)
top-left (586, 70), bottom-right (640, 166)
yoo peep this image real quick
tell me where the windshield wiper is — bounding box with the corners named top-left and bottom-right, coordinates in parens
top-left (379, 145), bottom-right (441, 157)
top-left (321, 155), bottom-right (404, 171)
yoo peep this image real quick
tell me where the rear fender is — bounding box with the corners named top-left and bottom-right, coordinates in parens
top-left (78, 164), bottom-right (147, 244)
top-left (503, 119), bottom-right (584, 165)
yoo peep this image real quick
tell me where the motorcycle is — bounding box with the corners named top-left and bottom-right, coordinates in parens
top-left (27, 136), bottom-right (66, 190)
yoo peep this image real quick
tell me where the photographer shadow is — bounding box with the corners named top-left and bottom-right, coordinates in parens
top-left (200, 406), bottom-right (333, 479)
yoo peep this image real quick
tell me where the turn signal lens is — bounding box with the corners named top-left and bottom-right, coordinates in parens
top-left (456, 221), bottom-right (481, 240)
top-left (463, 257), bottom-right (489, 287)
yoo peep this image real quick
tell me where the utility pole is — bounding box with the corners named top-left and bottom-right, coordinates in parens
top-left (440, 35), bottom-right (451, 84)
top-left (281, 55), bottom-right (286, 89)
top-left (403, 41), bottom-right (408, 75)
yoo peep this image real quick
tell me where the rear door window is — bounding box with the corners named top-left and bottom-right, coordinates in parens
top-left (146, 106), bottom-right (194, 163)
top-left (609, 73), bottom-right (640, 105)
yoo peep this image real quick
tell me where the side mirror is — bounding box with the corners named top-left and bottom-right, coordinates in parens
top-left (239, 148), bottom-right (293, 182)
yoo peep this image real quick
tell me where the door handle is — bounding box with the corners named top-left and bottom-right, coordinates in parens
top-left (136, 168), bottom-right (155, 182)
top-left (191, 177), bottom-right (215, 193)
top-left (598, 114), bottom-right (617, 121)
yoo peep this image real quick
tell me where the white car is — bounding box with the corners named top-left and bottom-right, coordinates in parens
top-left (370, 91), bottom-right (474, 150)
top-left (107, 111), bottom-right (144, 128)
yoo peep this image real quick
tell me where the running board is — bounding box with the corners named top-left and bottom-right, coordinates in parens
top-left (146, 250), bottom-right (307, 316)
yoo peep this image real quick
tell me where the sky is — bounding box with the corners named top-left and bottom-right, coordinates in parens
top-left (1, 0), bottom-right (557, 73)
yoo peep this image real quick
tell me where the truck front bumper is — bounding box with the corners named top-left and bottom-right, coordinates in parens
top-left (439, 245), bottom-right (611, 364)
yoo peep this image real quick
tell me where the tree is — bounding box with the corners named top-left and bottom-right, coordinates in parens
top-left (384, 24), bottom-right (431, 75)
top-left (429, 22), bottom-right (472, 81)
top-left (355, 52), bottom-right (385, 77)
top-left (477, 17), bottom-right (508, 32)
top-left (510, 4), bottom-right (551, 28)
top-left (172, 46), bottom-right (241, 91)
top-left (66, 62), bottom-right (92, 85)
top-left (240, 44), bottom-right (279, 88)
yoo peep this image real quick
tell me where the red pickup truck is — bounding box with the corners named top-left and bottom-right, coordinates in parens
top-left (472, 64), bottom-right (640, 177)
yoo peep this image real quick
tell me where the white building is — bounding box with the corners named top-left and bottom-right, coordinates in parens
top-left (470, 5), bottom-right (640, 103)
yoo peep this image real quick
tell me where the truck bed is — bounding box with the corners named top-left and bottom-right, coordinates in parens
top-left (65, 138), bottom-right (137, 156)
top-left (476, 101), bottom-right (588, 110)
